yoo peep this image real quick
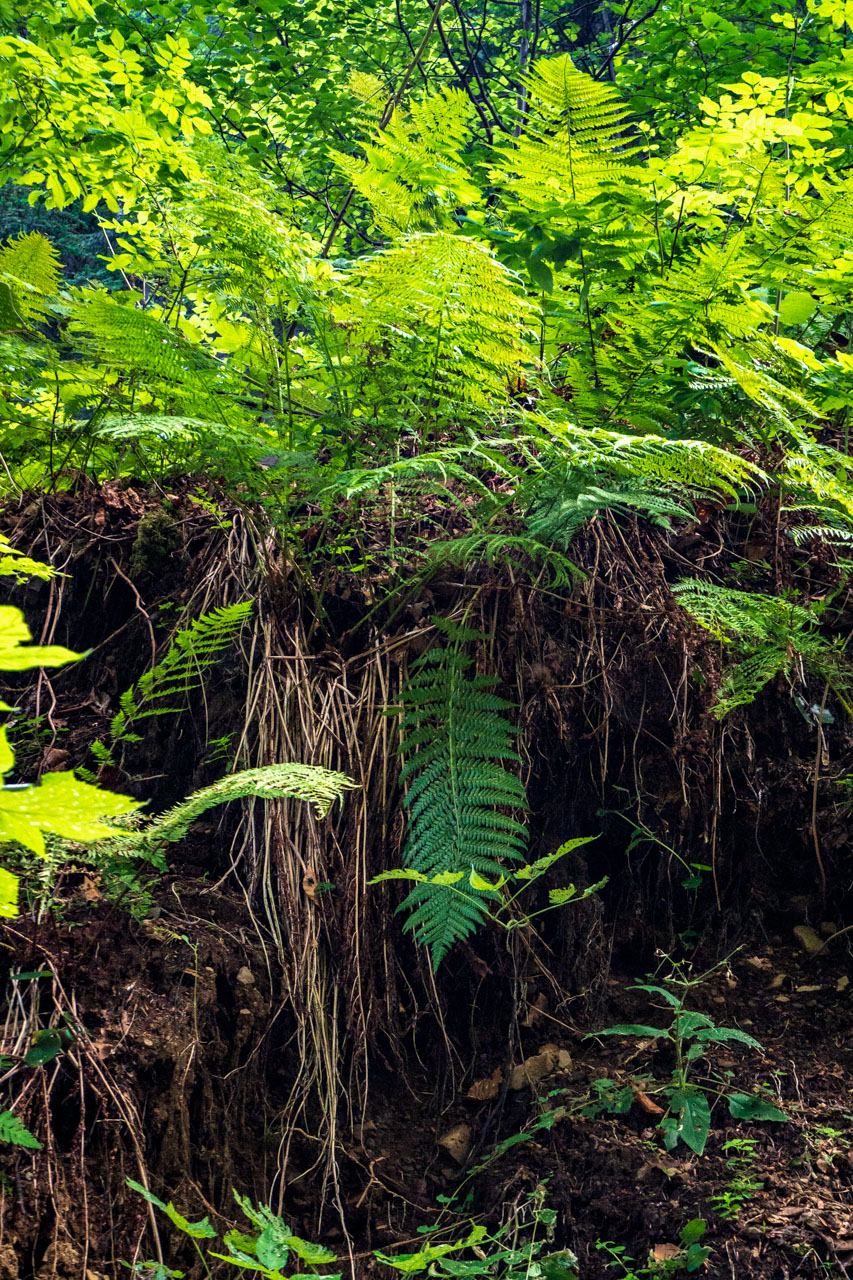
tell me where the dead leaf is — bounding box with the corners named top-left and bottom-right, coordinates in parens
top-left (466, 1067), bottom-right (503, 1101)
top-left (768, 973), bottom-right (787, 990)
top-left (303, 870), bottom-right (318, 900)
top-left (837, 976), bottom-right (849, 992)
top-left (633, 1088), bottom-right (664, 1116)
top-left (80, 874), bottom-right (102, 903)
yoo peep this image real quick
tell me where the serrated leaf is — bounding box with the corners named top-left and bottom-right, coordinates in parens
top-left (0, 772), bottom-right (140, 855)
top-left (0, 607), bottom-right (80, 671)
top-left (0, 1109), bottom-right (42, 1149)
top-left (0, 728), bottom-right (13, 775)
top-left (778, 291), bottom-right (816, 325)
top-left (468, 869), bottom-right (504, 892)
top-left (368, 870), bottom-right (428, 884)
top-left (630, 983), bottom-right (681, 1007)
top-left (0, 867), bottom-right (18, 918)
top-left (694, 1025), bottom-right (763, 1050)
top-left (527, 256), bottom-right (553, 293)
top-left (679, 1218), bottom-right (706, 1246)
top-left (286, 1236), bottom-right (337, 1264)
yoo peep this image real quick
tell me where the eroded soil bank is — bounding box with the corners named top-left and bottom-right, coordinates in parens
top-left (1, 481), bottom-right (851, 1279)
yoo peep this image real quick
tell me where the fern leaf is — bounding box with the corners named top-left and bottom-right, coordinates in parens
top-left (0, 1110), bottom-right (42, 1149)
top-left (394, 617), bottom-right (528, 965)
top-left (142, 764), bottom-right (358, 846)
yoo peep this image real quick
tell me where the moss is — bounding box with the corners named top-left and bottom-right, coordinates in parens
top-left (129, 506), bottom-right (182, 579)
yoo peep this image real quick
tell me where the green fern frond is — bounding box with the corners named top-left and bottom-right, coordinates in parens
top-left (141, 763), bottom-right (358, 846)
top-left (0, 232), bottom-right (61, 330)
top-left (69, 293), bottom-right (220, 393)
top-left (491, 56), bottom-right (639, 216)
top-left (395, 617), bottom-right (528, 966)
top-left (340, 231), bottom-right (535, 423)
top-left (332, 89), bottom-right (478, 235)
top-left (524, 424), bottom-right (762, 544)
top-left (673, 579), bottom-right (853, 718)
top-left (111, 602), bottom-right (252, 742)
top-left (428, 533), bottom-right (580, 588)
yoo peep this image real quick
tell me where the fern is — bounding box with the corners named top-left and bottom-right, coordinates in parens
top-left (673, 579), bottom-right (853, 718)
top-left (0, 1109), bottom-right (41, 1150)
top-left (428, 533), bottom-right (580, 588)
top-left (524, 423), bottom-right (763, 543)
top-left (0, 232), bottom-right (60, 331)
top-left (396, 617), bottom-right (528, 965)
top-left (139, 764), bottom-right (358, 847)
top-left (491, 55), bottom-right (639, 215)
top-left (338, 231), bottom-right (535, 430)
top-left (111, 602), bottom-right (253, 744)
top-left (332, 89), bottom-right (479, 235)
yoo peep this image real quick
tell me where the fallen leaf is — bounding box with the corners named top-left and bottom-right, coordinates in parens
top-left (522, 992), bottom-right (547, 1027)
top-left (466, 1067), bottom-right (503, 1101)
top-left (633, 1088), bottom-right (664, 1116)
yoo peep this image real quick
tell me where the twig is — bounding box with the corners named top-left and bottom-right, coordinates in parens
top-left (109, 557), bottom-right (157, 671)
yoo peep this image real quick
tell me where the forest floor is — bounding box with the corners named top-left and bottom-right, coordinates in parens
top-left (3, 879), bottom-right (852, 1280)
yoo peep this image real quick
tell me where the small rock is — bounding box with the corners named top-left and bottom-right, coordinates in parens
top-left (437, 1123), bottom-right (471, 1163)
top-left (837, 976), bottom-right (850, 993)
top-left (820, 921), bottom-right (839, 937)
top-left (793, 925), bottom-right (824, 956)
top-left (508, 1045), bottom-right (560, 1090)
top-left (236, 966), bottom-right (255, 985)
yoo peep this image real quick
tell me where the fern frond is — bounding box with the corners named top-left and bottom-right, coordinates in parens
top-left (332, 89), bottom-right (478, 235)
top-left (70, 294), bottom-right (219, 394)
top-left (490, 56), bottom-right (640, 218)
top-left (673, 579), bottom-right (853, 718)
top-left (428, 533), bottom-right (580, 587)
top-left (0, 232), bottom-right (61, 329)
top-left (142, 763), bottom-right (358, 845)
top-left (524, 423), bottom-right (762, 544)
top-left (395, 617), bottom-right (528, 965)
top-left (111, 603), bottom-right (252, 741)
top-left (340, 231), bottom-right (535, 423)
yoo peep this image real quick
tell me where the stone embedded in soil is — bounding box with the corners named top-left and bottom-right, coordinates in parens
top-left (437, 1123), bottom-right (471, 1163)
top-left (236, 966), bottom-right (255, 984)
top-left (793, 924), bottom-right (824, 955)
top-left (504, 1039), bottom-right (563, 1090)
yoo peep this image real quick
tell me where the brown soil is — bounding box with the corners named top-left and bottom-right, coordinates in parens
top-left (1, 480), bottom-right (852, 1279)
